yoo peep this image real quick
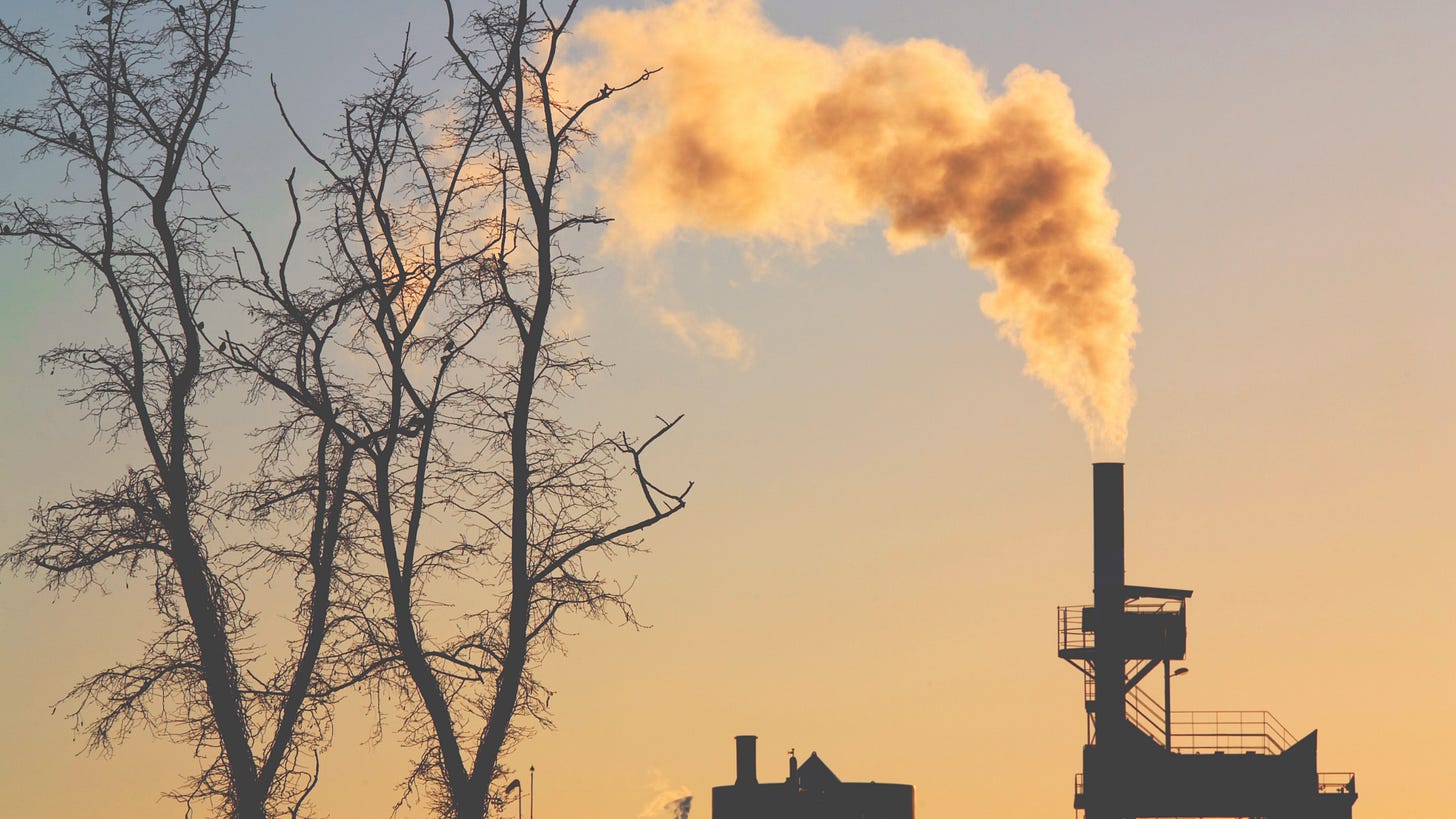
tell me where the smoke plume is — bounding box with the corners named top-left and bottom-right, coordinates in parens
top-left (572, 0), bottom-right (1139, 453)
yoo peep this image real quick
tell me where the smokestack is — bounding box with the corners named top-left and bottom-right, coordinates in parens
top-left (1093, 462), bottom-right (1125, 609)
top-left (734, 735), bottom-right (757, 786)
top-left (1092, 462), bottom-right (1126, 734)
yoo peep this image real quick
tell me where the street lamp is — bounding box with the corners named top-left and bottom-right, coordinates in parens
top-left (1165, 665), bottom-right (1189, 747)
top-left (505, 778), bottom-right (522, 819)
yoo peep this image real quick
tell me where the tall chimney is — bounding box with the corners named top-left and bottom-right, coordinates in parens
top-left (734, 735), bottom-right (758, 786)
top-left (1093, 462), bottom-right (1125, 613)
top-left (1092, 462), bottom-right (1127, 734)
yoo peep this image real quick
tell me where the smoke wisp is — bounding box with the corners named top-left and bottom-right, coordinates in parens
top-left (640, 786), bottom-right (693, 819)
top-left (572, 0), bottom-right (1139, 453)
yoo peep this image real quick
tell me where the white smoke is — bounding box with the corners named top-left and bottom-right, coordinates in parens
top-left (569, 0), bottom-right (1141, 453)
top-left (640, 787), bottom-right (693, 819)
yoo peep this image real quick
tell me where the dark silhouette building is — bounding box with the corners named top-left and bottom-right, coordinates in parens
top-left (1060, 463), bottom-right (1358, 818)
top-left (712, 735), bottom-right (914, 819)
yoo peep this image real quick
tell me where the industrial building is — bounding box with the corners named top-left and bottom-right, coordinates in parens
top-left (711, 735), bottom-right (914, 819)
top-left (1060, 463), bottom-right (1358, 818)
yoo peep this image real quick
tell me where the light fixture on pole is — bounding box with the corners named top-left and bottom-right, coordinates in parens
top-left (1164, 664), bottom-right (1190, 747)
top-left (505, 778), bottom-right (522, 819)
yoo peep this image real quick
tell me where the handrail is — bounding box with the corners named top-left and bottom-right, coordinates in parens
top-left (1126, 684), bottom-right (1167, 747)
top-left (1059, 600), bottom-right (1186, 653)
top-left (1318, 772), bottom-right (1357, 794)
top-left (1058, 605), bottom-right (1093, 651)
top-left (1125, 600), bottom-right (1182, 614)
top-left (1169, 709), bottom-right (1296, 754)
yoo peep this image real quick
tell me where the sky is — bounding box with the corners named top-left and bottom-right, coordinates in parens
top-left (2, 1), bottom-right (1454, 817)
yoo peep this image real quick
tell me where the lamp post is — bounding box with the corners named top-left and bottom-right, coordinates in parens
top-left (505, 778), bottom-right (522, 819)
top-left (1164, 664), bottom-right (1190, 747)
top-left (530, 765), bottom-right (535, 819)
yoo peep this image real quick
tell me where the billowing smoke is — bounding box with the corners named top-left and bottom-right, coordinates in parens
top-left (573, 0), bottom-right (1139, 453)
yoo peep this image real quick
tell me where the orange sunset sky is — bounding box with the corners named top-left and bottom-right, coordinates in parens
top-left (1, 1), bottom-right (1453, 817)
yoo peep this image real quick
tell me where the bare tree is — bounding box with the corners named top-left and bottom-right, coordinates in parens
top-left (2, 2), bottom-right (682, 816)
top-left (224, 4), bottom-right (686, 815)
top-left (432, 5), bottom-right (685, 812)
top-left (0, 3), bottom-right (354, 816)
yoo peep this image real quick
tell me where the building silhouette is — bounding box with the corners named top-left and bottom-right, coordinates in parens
top-left (712, 735), bottom-right (914, 819)
top-left (1060, 463), bottom-right (1358, 818)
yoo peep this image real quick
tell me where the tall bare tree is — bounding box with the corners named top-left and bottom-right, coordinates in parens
top-left (224, 3), bottom-right (686, 815)
top-left (3, 2), bottom-right (683, 816)
top-left (0, 3), bottom-right (355, 815)
top-left (433, 4), bottom-right (685, 810)
top-left (433, 5), bottom-right (683, 816)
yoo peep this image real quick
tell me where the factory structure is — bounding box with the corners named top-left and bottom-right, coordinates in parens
top-left (712, 735), bottom-right (913, 819)
top-left (709, 463), bottom-right (1359, 818)
top-left (1061, 463), bottom-right (1358, 818)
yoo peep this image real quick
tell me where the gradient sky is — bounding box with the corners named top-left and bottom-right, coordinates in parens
top-left (2, 2), bottom-right (1453, 817)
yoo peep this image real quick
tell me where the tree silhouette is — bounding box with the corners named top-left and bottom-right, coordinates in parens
top-left (220, 2), bottom-right (686, 816)
top-left (2, 3), bottom-right (682, 817)
top-left (1, 3), bottom-right (357, 816)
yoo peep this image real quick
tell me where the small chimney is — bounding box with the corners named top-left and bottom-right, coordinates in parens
top-left (734, 735), bottom-right (758, 785)
top-left (788, 748), bottom-right (798, 784)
